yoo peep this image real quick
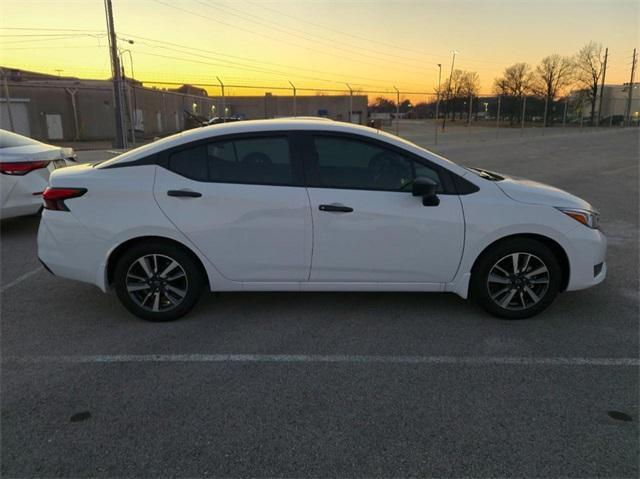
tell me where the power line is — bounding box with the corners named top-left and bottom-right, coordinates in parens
top-left (0, 34), bottom-right (105, 45)
top-left (196, 0), bottom-right (433, 66)
top-left (149, 0), bottom-right (431, 77)
top-left (243, 0), bottom-right (508, 67)
top-left (118, 33), bottom-right (429, 90)
top-left (131, 50), bottom-right (421, 92)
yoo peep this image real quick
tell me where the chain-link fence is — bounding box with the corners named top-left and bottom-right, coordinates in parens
top-left (1, 73), bottom-right (638, 148)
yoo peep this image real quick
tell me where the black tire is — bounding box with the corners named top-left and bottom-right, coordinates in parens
top-left (470, 238), bottom-right (561, 319)
top-left (114, 240), bottom-right (205, 322)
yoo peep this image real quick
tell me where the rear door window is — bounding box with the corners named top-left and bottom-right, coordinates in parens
top-left (168, 136), bottom-right (294, 185)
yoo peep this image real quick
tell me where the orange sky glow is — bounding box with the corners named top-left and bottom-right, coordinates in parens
top-left (1, 0), bottom-right (638, 103)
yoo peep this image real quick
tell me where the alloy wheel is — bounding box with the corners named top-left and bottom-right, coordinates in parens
top-left (125, 254), bottom-right (188, 312)
top-left (486, 252), bottom-right (550, 311)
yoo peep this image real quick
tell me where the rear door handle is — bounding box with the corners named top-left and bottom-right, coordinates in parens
top-left (167, 189), bottom-right (202, 198)
top-left (319, 204), bottom-right (353, 213)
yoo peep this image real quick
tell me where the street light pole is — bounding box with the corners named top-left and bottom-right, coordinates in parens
top-left (289, 81), bottom-right (297, 117)
top-left (216, 76), bottom-right (225, 123)
top-left (346, 83), bottom-right (353, 123)
top-left (442, 50), bottom-right (458, 131)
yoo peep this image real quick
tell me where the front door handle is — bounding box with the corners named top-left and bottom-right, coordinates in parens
top-left (167, 189), bottom-right (202, 198)
top-left (319, 204), bottom-right (353, 213)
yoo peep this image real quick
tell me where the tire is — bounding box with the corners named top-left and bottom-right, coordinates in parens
top-left (114, 241), bottom-right (205, 321)
top-left (470, 238), bottom-right (561, 319)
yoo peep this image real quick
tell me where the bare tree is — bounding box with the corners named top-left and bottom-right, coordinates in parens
top-left (574, 41), bottom-right (606, 125)
top-left (533, 55), bottom-right (575, 125)
top-left (443, 69), bottom-right (478, 121)
top-left (494, 63), bottom-right (533, 123)
top-left (460, 71), bottom-right (480, 120)
top-left (494, 63), bottom-right (533, 97)
top-left (461, 71), bottom-right (481, 96)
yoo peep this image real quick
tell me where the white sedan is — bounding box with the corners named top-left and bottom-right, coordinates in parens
top-left (37, 119), bottom-right (606, 321)
top-left (1, 129), bottom-right (76, 219)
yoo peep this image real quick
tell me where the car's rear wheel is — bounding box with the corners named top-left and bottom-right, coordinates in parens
top-left (114, 241), bottom-right (205, 321)
top-left (471, 238), bottom-right (561, 319)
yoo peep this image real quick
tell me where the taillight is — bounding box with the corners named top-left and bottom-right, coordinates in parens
top-left (42, 187), bottom-right (87, 211)
top-left (0, 160), bottom-right (50, 175)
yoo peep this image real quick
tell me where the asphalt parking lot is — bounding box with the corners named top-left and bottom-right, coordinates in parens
top-left (1, 127), bottom-right (638, 477)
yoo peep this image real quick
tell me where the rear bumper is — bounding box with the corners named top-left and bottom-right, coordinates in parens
top-left (565, 226), bottom-right (607, 291)
top-left (37, 212), bottom-right (110, 291)
top-left (0, 168), bottom-right (49, 219)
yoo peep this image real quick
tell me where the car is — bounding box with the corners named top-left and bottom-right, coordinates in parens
top-left (204, 116), bottom-right (243, 126)
top-left (1, 129), bottom-right (76, 219)
top-left (37, 119), bottom-right (606, 321)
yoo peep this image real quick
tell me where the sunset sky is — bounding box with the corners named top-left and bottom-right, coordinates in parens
top-left (1, 0), bottom-right (638, 102)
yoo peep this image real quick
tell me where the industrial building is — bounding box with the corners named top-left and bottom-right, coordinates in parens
top-left (0, 67), bottom-right (368, 143)
top-left (570, 83), bottom-right (640, 123)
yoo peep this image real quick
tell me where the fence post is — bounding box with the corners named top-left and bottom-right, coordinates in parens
top-left (520, 95), bottom-right (527, 137)
top-left (394, 86), bottom-right (400, 135)
top-left (435, 64), bottom-right (442, 145)
top-left (562, 97), bottom-right (568, 131)
top-left (434, 93), bottom-right (440, 145)
top-left (467, 93), bottom-right (472, 131)
top-left (496, 95), bottom-right (501, 138)
top-left (609, 99), bottom-right (614, 127)
top-left (289, 81), bottom-right (297, 117)
top-left (542, 95), bottom-right (549, 136)
top-left (216, 76), bottom-right (225, 122)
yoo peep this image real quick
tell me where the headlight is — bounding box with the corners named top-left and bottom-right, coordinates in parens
top-left (557, 207), bottom-right (600, 229)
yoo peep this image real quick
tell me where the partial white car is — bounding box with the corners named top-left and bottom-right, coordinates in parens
top-left (37, 119), bottom-right (606, 321)
top-left (0, 129), bottom-right (76, 219)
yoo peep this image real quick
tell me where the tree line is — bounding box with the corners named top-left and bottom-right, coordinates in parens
top-left (369, 41), bottom-right (611, 126)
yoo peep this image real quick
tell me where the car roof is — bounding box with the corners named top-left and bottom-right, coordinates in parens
top-left (97, 118), bottom-right (464, 174)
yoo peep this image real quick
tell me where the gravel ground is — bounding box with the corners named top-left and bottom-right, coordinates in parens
top-left (1, 126), bottom-right (638, 478)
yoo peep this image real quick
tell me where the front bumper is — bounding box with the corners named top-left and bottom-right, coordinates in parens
top-left (565, 225), bottom-right (607, 291)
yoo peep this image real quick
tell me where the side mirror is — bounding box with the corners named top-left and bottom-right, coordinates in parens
top-left (412, 176), bottom-right (440, 206)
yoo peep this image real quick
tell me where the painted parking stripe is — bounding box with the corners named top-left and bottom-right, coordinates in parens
top-left (0, 267), bottom-right (43, 294)
top-left (2, 354), bottom-right (638, 367)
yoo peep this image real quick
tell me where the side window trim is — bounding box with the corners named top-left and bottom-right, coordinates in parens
top-left (160, 131), bottom-right (304, 187)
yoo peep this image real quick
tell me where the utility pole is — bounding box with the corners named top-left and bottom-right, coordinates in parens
top-left (0, 68), bottom-right (15, 132)
top-left (435, 63), bottom-right (441, 145)
top-left (625, 48), bottom-right (636, 127)
top-left (394, 86), bottom-right (400, 135)
top-left (442, 50), bottom-right (458, 131)
top-left (104, 0), bottom-right (126, 148)
top-left (596, 47), bottom-right (608, 127)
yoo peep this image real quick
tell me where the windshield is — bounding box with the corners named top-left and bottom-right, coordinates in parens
top-left (0, 129), bottom-right (42, 149)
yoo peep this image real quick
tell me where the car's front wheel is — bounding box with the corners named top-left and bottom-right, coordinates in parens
top-left (114, 241), bottom-right (205, 321)
top-left (471, 238), bottom-right (562, 319)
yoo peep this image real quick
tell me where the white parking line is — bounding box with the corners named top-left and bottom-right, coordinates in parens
top-left (2, 354), bottom-right (638, 367)
top-left (0, 267), bottom-right (43, 294)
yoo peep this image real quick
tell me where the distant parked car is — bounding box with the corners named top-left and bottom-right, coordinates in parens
top-left (0, 129), bottom-right (76, 219)
top-left (204, 116), bottom-right (243, 125)
top-left (38, 119), bottom-right (606, 322)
